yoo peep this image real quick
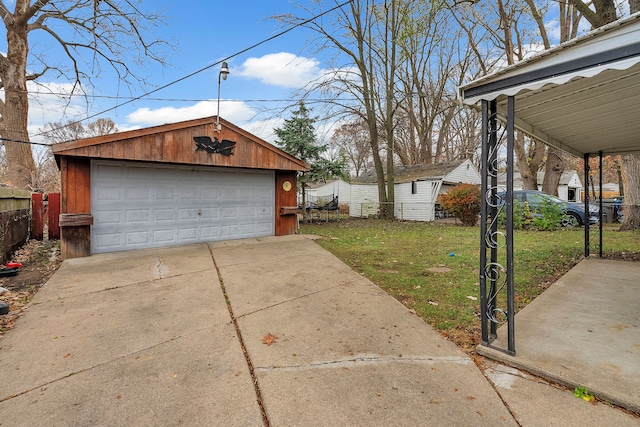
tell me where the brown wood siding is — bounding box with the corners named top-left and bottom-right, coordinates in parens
top-left (53, 117), bottom-right (308, 172)
top-left (275, 171), bottom-right (298, 236)
top-left (60, 157), bottom-right (91, 214)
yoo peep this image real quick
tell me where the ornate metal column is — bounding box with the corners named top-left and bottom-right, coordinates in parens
top-left (479, 96), bottom-right (516, 355)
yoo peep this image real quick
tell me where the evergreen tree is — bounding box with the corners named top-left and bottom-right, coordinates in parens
top-left (274, 101), bottom-right (349, 212)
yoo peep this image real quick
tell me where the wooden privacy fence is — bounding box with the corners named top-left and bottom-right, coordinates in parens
top-left (31, 193), bottom-right (61, 240)
top-left (0, 187), bottom-right (31, 265)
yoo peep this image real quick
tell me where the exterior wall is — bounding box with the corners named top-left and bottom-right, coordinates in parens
top-left (444, 159), bottom-right (482, 185)
top-left (393, 181), bottom-right (437, 221)
top-left (349, 184), bottom-right (380, 217)
top-left (59, 157), bottom-right (92, 259)
top-left (60, 157), bottom-right (91, 214)
top-left (350, 181), bottom-right (440, 221)
top-left (275, 171), bottom-right (298, 236)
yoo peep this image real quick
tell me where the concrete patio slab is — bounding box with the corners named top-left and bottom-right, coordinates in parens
top-left (477, 257), bottom-right (640, 414)
top-left (483, 360), bottom-right (639, 426)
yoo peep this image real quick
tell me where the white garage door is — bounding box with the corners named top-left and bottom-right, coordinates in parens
top-left (91, 160), bottom-right (274, 253)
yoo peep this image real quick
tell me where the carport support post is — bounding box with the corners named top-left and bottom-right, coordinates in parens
top-left (583, 153), bottom-right (590, 258)
top-left (479, 100), bottom-right (490, 345)
top-left (599, 151), bottom-right (603, 257)
top-left (506, 96), bottom-right (515, 354)
top-left (479, 100), bottom-right (500, 345)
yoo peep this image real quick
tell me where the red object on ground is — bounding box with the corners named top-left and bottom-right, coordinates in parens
top-left (5, 262), bottom-right (22, 269)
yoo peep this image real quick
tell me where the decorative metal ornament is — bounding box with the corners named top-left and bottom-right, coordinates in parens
top-left (193, 136), bottom-right (236, 156)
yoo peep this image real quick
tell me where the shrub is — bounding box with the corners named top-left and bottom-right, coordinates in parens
top-left (438, 184), bottom-right (481, 226)
top-left (531, 198), bottom-right (565, 230)
top-left (498, 200), bottom-right (532, 229)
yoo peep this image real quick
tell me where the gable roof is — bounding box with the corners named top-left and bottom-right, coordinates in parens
top-left (458, 12), bottom-right (640, 157)
top-left (52, 116), bottom-right (309, 172)
top-left (352, 160), bottom-right (472, 184)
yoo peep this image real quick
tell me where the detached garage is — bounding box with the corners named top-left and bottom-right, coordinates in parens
top-left (52, 116), bottom-right (308, 259)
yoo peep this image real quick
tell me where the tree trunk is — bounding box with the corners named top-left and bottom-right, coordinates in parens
top-left (541, 147), bottom-right (565, 196)
top-left (514, 133), bottom-right (543, 190)
top-left (619, 153), bottom-right (640, 230)
top-left (2, 10), bottom-right (36, 190)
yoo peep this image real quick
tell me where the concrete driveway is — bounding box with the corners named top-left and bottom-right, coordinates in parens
top-left (0, 235), bottom-right (637, 426)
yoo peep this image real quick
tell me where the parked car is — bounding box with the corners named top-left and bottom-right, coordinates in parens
top-left (498, 190), bottom-right (599, 226)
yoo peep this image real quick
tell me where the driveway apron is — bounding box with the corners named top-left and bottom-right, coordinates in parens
top-left (0, 235), bottom-right (515, 426)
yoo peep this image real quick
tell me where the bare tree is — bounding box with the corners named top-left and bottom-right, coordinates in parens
top-left (34, 117), bottom-right (119, 192)
top-left (31, 146), bottom-right (59, 193)
top-left (395, 5), bottom-right (475, 165)
top-left (0, 1), bottom-right (170, 190)
top-left (280, 0), bottom-right (408, 219)
top-left (454, 0), bottom-right (583, 194)
top-left (568, 0), bottom-right (640, 229)
top-left (332, 121), bottom-right (371, 178)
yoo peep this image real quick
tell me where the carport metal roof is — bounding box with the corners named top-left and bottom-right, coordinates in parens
top-left (458, 12), bottom-right (640, 157)
top-left (457, 12), bottom-right (640, 356)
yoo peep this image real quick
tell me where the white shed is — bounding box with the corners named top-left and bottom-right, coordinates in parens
top-left (349, 159), bottom-right (481, 221)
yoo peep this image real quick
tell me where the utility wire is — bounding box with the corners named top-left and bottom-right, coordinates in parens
top-left (24, 1), bottom-right (351, 143)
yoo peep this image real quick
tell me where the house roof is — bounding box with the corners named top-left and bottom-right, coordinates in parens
top-left (458, 12), bottom-right (640, 157)
top-left (352, 160), bottom-right (468, 184)
top-left (52, 116), bottom-right (309, 172)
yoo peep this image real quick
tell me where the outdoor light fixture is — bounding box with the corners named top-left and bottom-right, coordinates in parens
top-left (216, 61), bottom-right (230, 132)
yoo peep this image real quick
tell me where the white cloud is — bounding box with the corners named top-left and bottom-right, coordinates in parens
top-left (238, 52), bottom-right (323, 89)
top-left (125, 100), bottom-right (256, 127)
top-left (242, 117), bottom-right (285, 145)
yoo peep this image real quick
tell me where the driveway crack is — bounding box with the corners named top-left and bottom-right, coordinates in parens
top-left (208, 246), bottom-right (270, 427)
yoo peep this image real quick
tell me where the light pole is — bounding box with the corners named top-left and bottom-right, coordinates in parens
top-left (216, 61), bottom-right (230, 132)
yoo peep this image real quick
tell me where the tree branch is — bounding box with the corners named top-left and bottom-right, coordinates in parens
top-left (16, 0), bottom-right (50, 27)
top-left (0, 1), bottom-right (14, 27)
top-left (567, 0), bottom-right (601, 28)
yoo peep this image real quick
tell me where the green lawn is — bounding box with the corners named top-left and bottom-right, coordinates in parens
top-left (301, 218), bottom-right (639, 351)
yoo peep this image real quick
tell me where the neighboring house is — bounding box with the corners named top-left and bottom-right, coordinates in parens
top-left (52, 116), bottom-right (308, 259)
top-left (349, 159), bottom-right (482, 221)
top-left (498, 170), bottom-right (582, 202)
top-left (303, 179), bottom-right (351, 206)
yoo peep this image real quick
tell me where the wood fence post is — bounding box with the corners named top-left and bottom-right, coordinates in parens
top-left (31, 193), bottom-right (44, 240)
top-left (48, 193), bottom-right (61, 240)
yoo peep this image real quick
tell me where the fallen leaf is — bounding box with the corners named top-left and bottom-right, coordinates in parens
top-left (466, 296), bottom-right (478, 301)
top-left (262, 333), bottom-right (278, 346)
top-left (428, 301), bottom-right (438, 306)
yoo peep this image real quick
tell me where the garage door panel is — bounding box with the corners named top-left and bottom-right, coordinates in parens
top-left (153, 229), bottom-right (175, 243)
top-left (91, 161), bottom-right (275, 253)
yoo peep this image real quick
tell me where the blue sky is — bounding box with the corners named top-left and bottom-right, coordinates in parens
top-left (16, 0), bottom-right (632, 146)
top-left (24, 1), bottom-right (337, 144)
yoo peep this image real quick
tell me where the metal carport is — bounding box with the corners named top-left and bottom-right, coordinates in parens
top-left (458, 12), bottom-right (640, 356)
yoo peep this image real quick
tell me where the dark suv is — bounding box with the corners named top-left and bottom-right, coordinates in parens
top-left (498, 190), bottom-right (599, 226)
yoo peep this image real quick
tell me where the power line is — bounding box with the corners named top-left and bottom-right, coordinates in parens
top-left (30, 1), bottom-right (351, 140)
top-left (0, 136), bottom-right (52, 147)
